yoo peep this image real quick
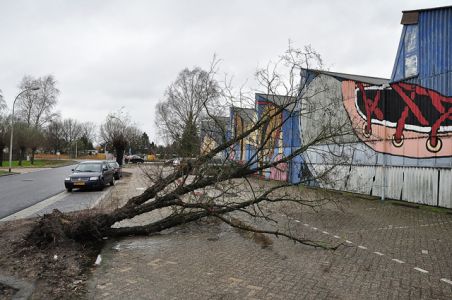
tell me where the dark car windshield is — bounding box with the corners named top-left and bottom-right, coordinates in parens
top-left (74, 163), bottom-right (102, 173)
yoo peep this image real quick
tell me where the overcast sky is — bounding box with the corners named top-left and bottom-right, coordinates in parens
top-left (0, 0), bottom-right (449, 142)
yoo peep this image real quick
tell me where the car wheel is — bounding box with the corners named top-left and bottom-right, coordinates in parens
top-left (98, 179), bottom-right (105, 191)
top-left (110, 177), bottom-right (115, 186)
top-left (66, 188), bottom-right (72, 192)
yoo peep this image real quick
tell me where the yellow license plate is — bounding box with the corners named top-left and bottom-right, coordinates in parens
top-left (74, 182), bottom-right (85, 186)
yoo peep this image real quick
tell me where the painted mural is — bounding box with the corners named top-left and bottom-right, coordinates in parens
top-left (229, 107), bottom-right (257, 168)
top-left (342, 81), bottom-right (452, 158)
top-left (199, 117), bottom-right (229, 158)
top-left (256, 94), bottom-right (302, 183)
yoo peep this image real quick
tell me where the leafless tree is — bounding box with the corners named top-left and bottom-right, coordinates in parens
top-left (44, 119), bottom-right (65, 154)
top-left (28, 127), bottom-right (44, 164)
top-left (62, 118), bottom-right (82, 156)
top-left (29, 45), bottom-right (355, 250)
top-left (79, 122), bottom-right (97, 153)
top-left (16, 75), bottom-right (60, 129)
top-left (155, 66), bottom-right (222, 156)
top-left (100, 110), bottom-right (133, 165)
top-left (13, 122), bottom-right (31, 166)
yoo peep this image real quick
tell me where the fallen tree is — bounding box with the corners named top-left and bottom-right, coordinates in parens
top-left (27, 45), bottom-right (356, 249)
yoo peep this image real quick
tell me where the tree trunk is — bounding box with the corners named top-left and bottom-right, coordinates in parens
top-left (18, 147), bottom-right (26, 166)
top-left (115, 147), bottom-right (124, 166)
top-left (31, 148), bottom-right (36, 165)
top-left (0, 144), bottom-right (4, 166)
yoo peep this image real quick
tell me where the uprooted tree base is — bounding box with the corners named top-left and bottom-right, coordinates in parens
top-left (0, 217), bottom-right (104, 299)
top-left (26, 210), bottom-right (111, 247)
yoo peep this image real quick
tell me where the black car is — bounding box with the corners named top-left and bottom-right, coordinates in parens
top-left (107, 160), bottom-right (122, 180)
top-left (64, 161), bottom-right (115, 192)
top-left (128, 155), bottom-right (144, 163)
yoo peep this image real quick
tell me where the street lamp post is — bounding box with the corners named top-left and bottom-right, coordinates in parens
top-left (8, 87), bottom-right (40, 173)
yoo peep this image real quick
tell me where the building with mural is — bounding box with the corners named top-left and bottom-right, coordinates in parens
top-left (200, 5), bottom-right (451, 208)
top-left (200, 116), bottom-right (229, 158)
top-left (300, 5), bottom-right (452, 208)
top-left (255, 93), bottom-right (303, 184)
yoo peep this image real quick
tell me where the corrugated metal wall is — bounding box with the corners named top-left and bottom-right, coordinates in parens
top-left (391, 7), bottom-right (452, 96)
top-left (321, 165), bottom-right (452, 208)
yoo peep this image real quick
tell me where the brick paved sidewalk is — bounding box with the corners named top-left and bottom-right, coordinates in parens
top-left (87, 167), bottom-right (452, 299)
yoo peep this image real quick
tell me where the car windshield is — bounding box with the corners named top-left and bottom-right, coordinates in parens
top-left (74, 163), bottom-right (102, 172)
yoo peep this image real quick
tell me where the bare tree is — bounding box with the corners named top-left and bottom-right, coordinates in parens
top-left (155, 66), bottom-right (221, 156)
top-left (13, 122), bottom-right (31, 166)
top-left (16, 75), bottom-right (60, 129)
top-left (29, 46), bottom-right (354, 250)
top-left (44, 119), bottom-right (65, 154)
top-left (28, 127), bottom-right (44, 164)
top-left (100, 110), bottom-right (133, 165)
top-left (62, 118), bottom-right (82, 156)
top-left (79, 122), bottom-right (97, 154)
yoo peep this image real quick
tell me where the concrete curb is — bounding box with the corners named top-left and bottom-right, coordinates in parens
top-left (0, 273), bottom-right (35, 300)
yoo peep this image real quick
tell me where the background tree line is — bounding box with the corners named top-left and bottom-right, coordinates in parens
top-left (0, 75), bottom-right (154, 166)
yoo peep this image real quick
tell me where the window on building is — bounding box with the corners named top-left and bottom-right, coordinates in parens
top-left (404, 25), bottom-right (418, 78)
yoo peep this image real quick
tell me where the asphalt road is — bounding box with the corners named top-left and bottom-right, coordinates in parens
top-left (0, 165), bottom-right (76, 219)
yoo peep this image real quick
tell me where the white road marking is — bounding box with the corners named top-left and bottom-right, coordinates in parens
top-left (413, 267), bottom-right (428, 274)
top-left (373, 252), bottom-right (384, 256)
top-left (392, 259), bottom-right (405, 264)
top-left (440, 278), bottom-right (452, 285)
top-left (322, 231), bottom-right (329, 235)
top-left (358, 245), bottom-right (368, 250)
top-left (421, 250), bottom-right (428, 254)
top-left (136, 187), bottom-right (145, 191)
top-left (312, 227), bottom-right (318, 230)
top-left (294, 220), bottom-right (301, 223)
top-left (345, 240), bottom-right (353, 244)
top-left (333, 235), bottom-right (340, 239)
top-left (303, 224), bottom-right (309, 226)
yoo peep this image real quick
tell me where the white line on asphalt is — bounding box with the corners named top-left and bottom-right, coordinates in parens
top-left (322, 231), bottom-right (329, 234)
top-left (440, 278), bottom-right (452, 285)
top-left (0, 192), bottom-right (67, 221)
top-left (413, 267), bottom-right (428, 274)
top-left (373, 252), bottom-right (384, 256)
top-left (303, 224), bottom-right (309, 226)
top-left (333, 235), bottom-right (340, 239)
top-left (392, 259), bottom-right (405, 264)
top-left (312, 227), bottom-right (318, 230)
top-left (358, 245), bottom-right (368, 250)
top-left (294, 220), bottom-right (301, 223)
top-left (345, 240), bottom-right (353, 244)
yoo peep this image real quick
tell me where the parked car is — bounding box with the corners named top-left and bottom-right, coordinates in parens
top-left (128, 155), bottom-right (144, 163)
top-left (172, 158), bottom-right (181, 166)
top-left (64, 161), bottom-right (115, 192)
top-left (107, 160), bottom-right (122, 180)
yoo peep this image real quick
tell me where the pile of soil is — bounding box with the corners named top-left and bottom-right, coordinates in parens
top-left (0, 217), bottom-right (102, 299)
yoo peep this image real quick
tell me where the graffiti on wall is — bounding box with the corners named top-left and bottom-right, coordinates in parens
top-left (342, 80), bottom-right (452, 158)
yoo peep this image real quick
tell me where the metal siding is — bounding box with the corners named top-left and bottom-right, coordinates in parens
top-left (392, 8), bottom-right (452, 96)
top-left (402, 167), bottom-right (438, 206)
top-left (346, 166), bottom-right (375, 194)
top-left (439, 169), bottom-right (452, 208)
top-left (385, 167), bottom-right (405, 200)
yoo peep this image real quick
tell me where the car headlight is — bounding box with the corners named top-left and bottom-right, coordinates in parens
top-left (89, 176), bottom-right (99, 181)
top-left (65, 177), bottom-right (70, 181)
